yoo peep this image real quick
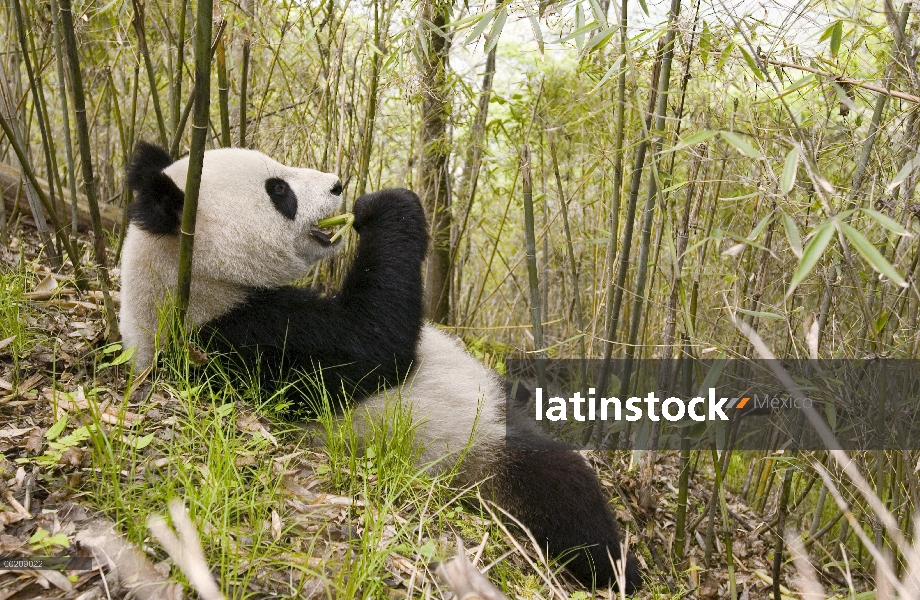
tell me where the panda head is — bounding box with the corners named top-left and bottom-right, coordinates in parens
top-left (126, 142), bottom-right (344, 284)
top-left (120, 143), bottom-right (344, 367)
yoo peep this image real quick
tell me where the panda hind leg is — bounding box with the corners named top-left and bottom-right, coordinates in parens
top-left (482, 446), bottom-right (642, 594)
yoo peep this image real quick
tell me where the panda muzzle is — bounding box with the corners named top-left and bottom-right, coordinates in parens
top-left (311, 213), bottom-right (354, 246)
top-left (310, 227), bottom-right (336, 246)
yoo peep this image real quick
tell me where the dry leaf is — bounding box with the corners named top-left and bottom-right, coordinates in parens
top-left (50, 386), bottom-right (140, 425)
top-left (23, 274), bottom-right (58, 300)
top-left (0, 336), bottom-right (15, 352)
top-left (76, 518), bottom-right (183, 600)
top-left (271, 510), bottom-right (282, 541)
top-left (0, 426), bottom-right (34, 439)
top-left (437, 538), bottom-right (510, 600)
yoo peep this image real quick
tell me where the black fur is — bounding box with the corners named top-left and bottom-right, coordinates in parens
top-left (497, 451), bottom-right (642, 592)
top-left (265, 177), bottom-right (297, 220)
top-left (488, 425), bottom-right (642, 592)
top-left (125, 143), bottom-right (184, 235)
top-left (201, 188), bottom-right (429, 409)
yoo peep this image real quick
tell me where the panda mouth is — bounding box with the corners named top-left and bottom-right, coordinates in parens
top-left (311, 213), bottom-right (354, 246)
top-left (309, 226), bottom-right (339, 247)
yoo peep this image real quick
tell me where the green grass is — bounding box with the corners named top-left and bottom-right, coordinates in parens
top-left (0, 261), bottom-right (38, 369)
top-left (56, 323), bottom-right (535, 599)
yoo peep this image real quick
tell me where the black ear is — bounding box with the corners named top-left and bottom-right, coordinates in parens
top-left (126, 142), bottom-right (184, 235)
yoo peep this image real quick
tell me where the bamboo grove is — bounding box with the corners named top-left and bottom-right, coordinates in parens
top-left (2, 0), bottom-right (920, 596)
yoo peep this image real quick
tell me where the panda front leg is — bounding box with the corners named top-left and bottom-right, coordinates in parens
top-left (202, 188), bottom-right (430, 407)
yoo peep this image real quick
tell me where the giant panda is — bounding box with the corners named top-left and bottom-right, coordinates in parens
top-left (119, 142), bottom-right (643, 594)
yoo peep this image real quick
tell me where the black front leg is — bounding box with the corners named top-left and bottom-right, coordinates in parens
top-left (202, 188), bottom-right (429, 410)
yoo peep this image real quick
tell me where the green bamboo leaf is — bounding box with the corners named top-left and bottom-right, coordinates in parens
top-left (46, 415), bottom-right (68, 441)
top-left (700, 21), bottom-right (710, 66)
top-left (781, 211), bottom-right (803, 258)
top-left (636, 0), bottom-right (649, 16)
top-left (829, 21), bottom-right (843, 57)
top-left (787, 219), bottom-right (835, 298)
top-left (831, 81), bottom-right (857, 114)
top-left (840, 222), bottom-right (907, 287)
top-left (757, 74), bottom-right (816, 105)
top-left (747, 213), bottom-right (773, 242)
top-left (574, 4), bottom-right (585, 50)
top-left (886, 152), bottom-right (920, 192)
top-left (126, 432), bottom-right (154, 449)
top-left (585, 24), bottom-right (618, 53)
top-left (588, 56), bottom-right (624, 95)
top-left (464, 10), bottom-right (495, 45)
top-left (781, 146), bottom-right (799, 194)
top-left (735, 308), bottom-right (785, 321)
top-left (720, 131), bottom-right (760, 159)
top-left (554, 21), bottom-right (598, 44)
top-left (666, 129), bottom-right (717, 153)
top-left (826, 401), bottom-right (837, 430)
top-left (522, 3), bottom-right (544, 55)
top-left (717, 41), bottom-right (735, 71)
top-left (589, 0), bottom-right (607, 27)
top-left (485, 7), bottom-right (507, 53)
top-left (862, 208), bottom-right (913, 237)
top-left (739, 46), bottom-right (764, 80)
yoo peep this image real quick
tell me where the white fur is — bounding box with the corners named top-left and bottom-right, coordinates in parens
top-left (354, 325), bottom-right (506, 478)
top-left (120, 148), bottom-right (341, 368)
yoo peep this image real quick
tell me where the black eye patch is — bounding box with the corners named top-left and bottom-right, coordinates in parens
top-left (265, 177), bottom-right (297, 220)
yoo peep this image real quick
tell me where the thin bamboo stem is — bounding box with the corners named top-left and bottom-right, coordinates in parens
top-left (58, 0), bottom-right (118, 339)
top-left (176, 0), bottom-right (215, 318)
top-left (132, 0), bottom-right (170, 150)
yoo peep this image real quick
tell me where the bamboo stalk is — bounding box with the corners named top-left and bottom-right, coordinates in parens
top-left (58, 0), bottom-right (118, 340)
top-left (238, 0), bottom-right (252, 147)
top-left (170, 20), bottom-right (224, 157)
top-left (522, 143), bottom-right (546, 390)
top-left (171, 0), bottom-right (189, 136)
top-left (356, 0), bottom-right (383, 196)
top-left (0, 113), bottom-right (83, 283)
top-left (176, 0), bottom-right (215, 318)
top-left (674, 337), bottom-right (692, 565)
top-left (621, 0), bottom-right (682, 400)
top-left (595, 42), bottom-right (662, 426)
top-left (48, 0), bottom-right (79, 233)
top-left (416, 0), bottom-right (453, 324)
top-left (712, 447), bottom-right (738, 600)
top-left (215, 9), bottom-right (231, 148)
top-left (773, 459), bottom-right (796, 600)
top-left (0, 26), bottom-right (58, 267)
top-left (131, 0), bottom-right (170, 151)
top-left (116, 66), bottom-right (141, 262)
top-left (449, 36), bottom-right (497, 323)
top-left (847, 3), bottom-right (911, 200)
top-left (548, 132), bottom-right (587, 366)
top-left (12, 0), bottom-right (63, 265)
top-left (600, 0), bottom-right (628, 354)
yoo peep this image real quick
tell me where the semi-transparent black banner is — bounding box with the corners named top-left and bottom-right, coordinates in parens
top-left (503, 359), bottom-right (920, 451)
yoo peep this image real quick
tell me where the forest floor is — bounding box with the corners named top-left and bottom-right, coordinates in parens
top-left (0, 219), bottom-right (872, 599)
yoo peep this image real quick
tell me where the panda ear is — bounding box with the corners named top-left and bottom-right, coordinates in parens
top-left (126, 142), bottom-right (184, 235)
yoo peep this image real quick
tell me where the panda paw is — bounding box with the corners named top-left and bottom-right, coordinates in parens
top-left (353, 188), bottom-right (429, 252)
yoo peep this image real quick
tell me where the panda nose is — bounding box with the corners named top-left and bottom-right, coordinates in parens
top-left (330, 181), bottom-right (343, 196)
